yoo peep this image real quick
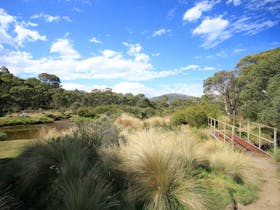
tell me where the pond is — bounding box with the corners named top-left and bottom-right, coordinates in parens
top-left (0, 120), bottom-right (74, 141)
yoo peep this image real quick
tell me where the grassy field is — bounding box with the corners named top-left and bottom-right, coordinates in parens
top-left (0, 116), bottom-right (262, 210)
top-left (0, 139), bottom-right (35, 159)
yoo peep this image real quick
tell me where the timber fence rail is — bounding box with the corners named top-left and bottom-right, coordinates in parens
top-left (208, 117), bottom-right (278, 157)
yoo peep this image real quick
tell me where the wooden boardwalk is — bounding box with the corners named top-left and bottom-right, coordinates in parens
top-left (208, 117), bottom-right (277, 157)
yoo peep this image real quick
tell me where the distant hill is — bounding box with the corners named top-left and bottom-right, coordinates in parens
top-left (150, 93), bottom-right (191, 101)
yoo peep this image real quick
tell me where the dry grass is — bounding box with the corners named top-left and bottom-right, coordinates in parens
top-left (114, 114), bottom-right (143, 130)
top-left (38, 127), bottom-right (74, 142)
top-left (0, 139), bottom-right (34, 158)
top-left (196, 140), bottom-right (261, 187)
top-left (114, 114), bottom-right (170, 130)
top-left (102, 129), bottom-right (209, 210)
top-left (143, 116), bottom-right (170, 128)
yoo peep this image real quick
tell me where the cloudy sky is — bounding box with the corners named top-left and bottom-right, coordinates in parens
top-left (0, 0), bottom-right (279, 97)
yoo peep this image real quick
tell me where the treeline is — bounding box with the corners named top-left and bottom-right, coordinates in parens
top-left (204, 47), bottom-right (280, 128)
top-left (0, 68), bottom-right (156, 116)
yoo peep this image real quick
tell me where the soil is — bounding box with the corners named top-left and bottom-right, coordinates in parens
top-left (230, 152), bottom-right (280, 210)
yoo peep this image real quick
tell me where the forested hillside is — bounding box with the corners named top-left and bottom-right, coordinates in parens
top-left (0, 68), bottom-right (156, 115)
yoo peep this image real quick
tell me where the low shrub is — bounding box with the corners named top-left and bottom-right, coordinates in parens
top-left (171, 104), bottom-right (220, 128)
top-left (0, 116), bottom-right (53, 126)
top-left (0, 132), bottom-right (8, 141)
top-left (0, 121), bottom-right (120, 209)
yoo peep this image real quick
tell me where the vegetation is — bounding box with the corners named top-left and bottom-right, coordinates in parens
top-left (1, 48), bottom-right (279, 209)
top-left (171, 104), bottom-right (219, 127)
top-left (0, 120), bottom-right (260, 209)
top-left (204, 48), bottom-right (280, 129)
top-left (0, 69), bottom-right (156, 117)
top-left (0, 132), bottom-right (7, 141)
top-left (0, 139), bottom-right (34, 159)
top-left (0, 116), bottom-right (54, 126)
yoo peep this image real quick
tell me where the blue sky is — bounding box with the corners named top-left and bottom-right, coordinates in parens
top-left (0, 0), bottom-right (279, 97)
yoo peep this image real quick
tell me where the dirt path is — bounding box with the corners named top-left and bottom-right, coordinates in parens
top-left (238, 153), bottom-right (280, 210)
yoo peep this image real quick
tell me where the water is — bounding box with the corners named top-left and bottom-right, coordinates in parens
top-left (0, 120), bottom-right (74, 141)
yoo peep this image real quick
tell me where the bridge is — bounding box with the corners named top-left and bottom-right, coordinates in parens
top-left (208, 117), bottom-right (278, 157)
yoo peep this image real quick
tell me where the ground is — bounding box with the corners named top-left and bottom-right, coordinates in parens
top-left (237, 153), bottom-right (280, 210)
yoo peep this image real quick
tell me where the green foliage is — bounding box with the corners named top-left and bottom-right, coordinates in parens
top-left (0, 123), bottom-right (260, 210)
top-left (0, 121), bottom-right (120, 209)
top-left (204, 70), bottom-right (240, 115)
top-left (274, 149), bottom-right (280, 162)
top-left (0, 132), bottom-right (8, 141)
top-left (0, 70), bottom-right (155, 115)
top-left (171, 105), bottom-right (219, 128)
top-left (0, 116), bottom-right (53, 126)
top-left (38, 73), bottom-right (61, 87)
top-left (236, 48), bottom-right (280, 128)
top-left (77, 105), bottom-right (156, 120)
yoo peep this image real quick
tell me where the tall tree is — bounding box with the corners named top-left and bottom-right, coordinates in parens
top-left (203, 70), bottom-right (240, 116)
top-left (0, 66), bottom-right (9, 73)
top-left (38, 73), bottom-right (61, 87)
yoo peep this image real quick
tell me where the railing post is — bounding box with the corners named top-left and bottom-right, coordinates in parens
top-left (223, 122), bottom-right (226, 142)
top-left (231, 125), bottom-right (234, 149)
top-left (247, 122), bottom-right (250, 143)
top-left (258, 125), bottom-right (261, 149)
top-left (274, 128), bottom-right (277, 156)
top-left (214, 119), bottom-right (216, 137)
top-left (239, 121), bottom-right (242, 138)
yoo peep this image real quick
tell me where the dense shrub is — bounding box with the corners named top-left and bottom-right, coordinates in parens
top-left (77, 105), bottom-right (157, 119)
top-left (0, 132), bottom-right (8, 141)
top-left (171, 104), bottom-right (219, 128)
top-left (77, 107), bottom-right (96, 118)
top-left (0, 121), bottom-right (120, 210)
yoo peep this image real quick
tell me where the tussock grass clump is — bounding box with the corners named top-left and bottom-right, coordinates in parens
top-left (143, 116), bottom-right (170, 128)
top-left (103, 129), bottom-right (210, 210)
top-left (197, 141), bottom-right (261, 187)
top-left (114, 113), bottom-right (143, 130)
top-left (0, 121), bottom-right (261, 210)
top-left (114, 113), bottom-right (170, 130)
top-left (0, 121), bottom-right (120, 210)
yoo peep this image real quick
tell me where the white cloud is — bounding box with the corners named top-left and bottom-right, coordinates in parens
top-left (62, 81), bottom-right (203, 97)
top-left (89, 37), bottom-right (102, 44)
top-left (0, 40), bottom-right (178, 81)
top-left (152, 52), bottom-right (160, 57)
top-left (226, 0), bottom-right (241, 6)
top-left (233, 48), bottom-right (246, 53)
top-left (122, 42), bottom-right (150, 63)
top-left (231, 17), bottom-right (277, 35)
top-left (30, 13), bottom-right (71, 23)
top-left (14, 24), bottom-right (46, 46)
top-left (0, 8), bottom-right (46, 47)
top-left (50, 38), bottom-right (80, 59)
top-left (62, 83), bottom-right (92, 91)
top-left (183, 1), bottom-right (218, 22)
top-left (193, 16), bottom-right (230, 48)
top-left (181, 64), bottom-right (215, 71)
top-left (152, 28), bottom-right (171, 37)
top-left (113, 82), bottom-right (153, 96)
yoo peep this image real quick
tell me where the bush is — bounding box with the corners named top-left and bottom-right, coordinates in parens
top-left (170, 109), bottom-right (187, 126)
top-left (0, 132), bottom-right (8, 141)
top-left (0, 116), bottom-right (53, 126)
top-left (102, 129), bottom-right (210, 210)
top-left (171, 104), bottom-right (219, 128)
top-left (77, 107), bottom-right (96, 118)
top-left (171, 106), bottom-right (207, 128)
top-left (0, 121), bottom-right (120, 209)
